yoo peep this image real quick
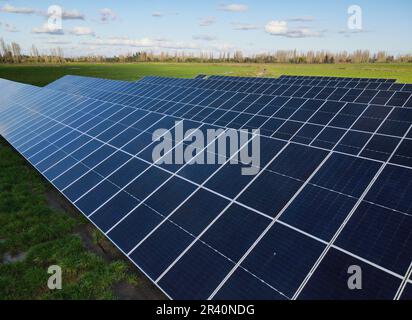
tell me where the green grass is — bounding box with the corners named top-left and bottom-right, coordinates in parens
top-left (0, 62), bottom-right (412, 87)
top-left (0, 139), bottom-right (139, 300)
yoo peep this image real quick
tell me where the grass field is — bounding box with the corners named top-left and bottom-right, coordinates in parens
top-left (1, 61), bottom-right (411, 300)
top-left (0, 138), bottom-right (165, 300)
top-left (0, 62), bottom-right (412, 87)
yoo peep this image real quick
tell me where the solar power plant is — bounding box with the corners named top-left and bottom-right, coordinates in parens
top-left (1, 74), bottom-right (412, 301)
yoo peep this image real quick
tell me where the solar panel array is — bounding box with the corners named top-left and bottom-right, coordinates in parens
top-left (1, 74), bottom-right (412, 300)
top-left (206, 74), bottom-right (398, 84)
top-left (140, 74), bottom-right (412, 92)
top-left (279, 75), bottom-right (397, 83)
top-left (46, 75), bottom-right (412, 167)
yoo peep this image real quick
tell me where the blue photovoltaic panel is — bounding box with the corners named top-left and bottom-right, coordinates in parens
top-left (45, 75), bottom-right (412, 167)
top-left (278, 75), bottom-right (397, 83)
top-left (335, 202), bottom-right (412, 275)
top-left (298, 248), bottom-right (402, 300)
top-left (138, 75), bottom-right (411, 94)
top-left (401, 284), bottom-right (412, 300)
top-left (1, 74), bottom-right (412, 301)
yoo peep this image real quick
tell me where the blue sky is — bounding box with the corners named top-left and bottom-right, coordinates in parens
top-left (0, 0), bottom-right (411, 57)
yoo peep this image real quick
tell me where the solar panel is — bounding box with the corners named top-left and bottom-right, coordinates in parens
top-left (208, 74), bottom-right (397, 84)
top-left (138, 75), bottom-right (412, 93)
top-left (279, 75), bottom-right (397, 83)
top-left (1, 75), bottom-right (412, 300)
top-left (46, 75), bottom-right (412, 167)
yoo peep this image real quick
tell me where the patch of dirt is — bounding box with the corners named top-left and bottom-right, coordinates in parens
top-left (257, 68), bottom-right (268, 77)
top-left (3, 251), bottom-right (27, 264)
top-left (75, 224), bottom-right (118, 262)
top-left (113, 280), bottom-right (166, 300)
top-left (44, 188), bottom-right (167, 300)
top-left (45, 190), bottom-right (72, 213)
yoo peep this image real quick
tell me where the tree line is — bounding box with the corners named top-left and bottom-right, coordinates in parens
top-left (1, 39), bottom-right (411, 64)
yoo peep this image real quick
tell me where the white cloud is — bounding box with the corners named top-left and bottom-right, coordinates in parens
top-left (79, 36), bottom-right (236, 53)
top-left (61, 9), bottom-right (85, 20)
top-left (232, 23), bottom-right (259, 30)
top-left (100, 8), bottom-right (116, 22)
top-left (211, 42), bottom-right (235, 51)
top-left (265, 20), bottom-right (321, 38)
top-left (1, 5), bottom-right (85, 20)
top-left (81, 37), bottom-right (199, 50)
top-left (2, 22), bottom-right (19, 32)
top-left (338, 29), bottom-right (367, 37)
top-left (46, 40), bottom-right (71, 45)
top-left (219, 4), bottom-right (248, 12)
top-left (1, 4), bottom-right (35, 14)
top-left (151, 11), bottom-right (179, 18)
top-left (32, 24), bottom-right (64, 35)
top-left (70, 27), bottom-right (95, 36)
top-left (199, 17), bottom-right (216, 27)
top-left (39, 8), bottom-right (86, 20)
top-left (192, 35), bottom-right (217, 41)
top-left (287, 16), bottom-right (315, 22)
top-left (265, 21), bottom-right (288, 35)
top-left (285, 28), bottom-right (321, 38)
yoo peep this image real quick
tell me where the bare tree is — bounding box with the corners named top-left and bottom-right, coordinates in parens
top-left (0, 38), bottom-right (13, 63)
top-left (0, 38), bottom-right (411, 64)
top-left (31, 45), bottom-right (40, 63)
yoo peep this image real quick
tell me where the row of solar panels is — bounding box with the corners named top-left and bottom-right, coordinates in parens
top-left (280, 75), bottom-right (396, 83)
top-left (141, 75), bottom-right (412, 95)
top-left (1, 74), bottom-right (411, 300)
top-left (49, 74), bottom-right (412, 112)
top-left (45, 75), bottom-right (412, 168)
top-left (202, 74), bottom-right (397, 84)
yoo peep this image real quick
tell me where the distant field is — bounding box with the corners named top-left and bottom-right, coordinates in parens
top-left (1, 62), bottom-right (412, 87)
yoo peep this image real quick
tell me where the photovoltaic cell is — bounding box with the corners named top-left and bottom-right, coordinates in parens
top-left (310, 153), bottom-right (381, 197)
top-left (240, 223), bottom-right (326, 298)
top-left (400, 284), bottom-right (412, 300)
top-left (336, 202), bottom-right (412, 275)
top-left (364, 165), bottom-right (412, 215)
top-left (360, 135), bottom-right (401, 161)
top-left (298, 249), bottom-right (401, 300)
top-left (130, 219), bottom-right (195, 280)
top-left (391, 140), bottom-right (412, 167)
top-left (158, 241), bottom-right (235, 299)
top-left (169, 189), bottom-right (230, 236)
top-left (280, 185), bottom-right (357, 241)
top-left (214, 268), bottom-right (288, 300)
top-left (201, 204), bottom-right (270, 262)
